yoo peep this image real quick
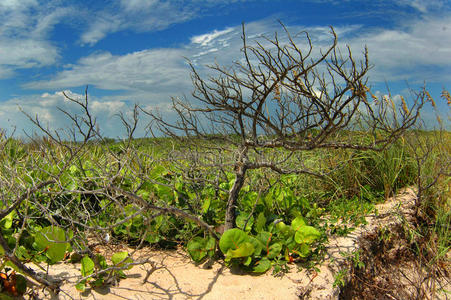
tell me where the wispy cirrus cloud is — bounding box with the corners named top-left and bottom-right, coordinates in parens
top-left (80, 1), bottom-right (195, 46)
top-left (79, 0), bottom-right (252, 46)
top-left (394, 0), bottom-right (448, 13)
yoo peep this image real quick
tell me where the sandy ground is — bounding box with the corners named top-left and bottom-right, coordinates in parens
top-left (24, 188), bottom-right (439, 300)
top-left (33, 249), bottom-right (312, 300)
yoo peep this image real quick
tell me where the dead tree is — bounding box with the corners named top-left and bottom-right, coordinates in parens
top-left (0, 88), bottom-right (219, 295)
top-left (149, 24), bottom-right (425, 231)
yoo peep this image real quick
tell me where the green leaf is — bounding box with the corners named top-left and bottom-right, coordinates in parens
top-left (205, 236), bottom-right (216, 257)
top-left (187, 237), bottom-right (209, 262)
top-left (90, 278), bottom-right (105, 287)
top-left (294, 225), bottom-right (321, 244)
top-left (69, 164), bottom-right (78, 175)
top-left (111, 251), bottom-right (133, 270)
top-left (156, 185), bottom-right (173, 200)
top-left (219, 228), bottom-right (249, 254)
top-left (243, 256), bottom-right (252, 266)
top-left (252, 257), bottom-right (271, 273)
top-left (35, 226), bottom-right (69, 264)
top-left (225, 242), bottom-right (254, 259)
top-left (236, 213), bottom-right (254, 232)
top-left (291, 216), bottom-right (306, 231)
top-left (256, 231), bottom-right (272, 250)
top-left (14, 274), bottom-right (27, 295)
top-left (247, 236), bottom-right (263, 256)
top-left (96, 254), bottom-right (108, 269)
top-left (16, 246), bottom-right (31, 260)
top-left (1, 211), bottom-right (15, 229)
top-left (295, 243), bottom-right (311, 258)
top-left (275, 221), bottom-right (288, 232)
top-left (255, 212), bottom-right (266, 233)
top-left (202, 197), bottom-right (211, 214)
top-left (115, 270), bottom-right (127, 279)
top-left (149, 165), bottom-right (166, 180)
top-left (267, 243), bottom-right (282, 259)
top-left (81, 256), bottom-right (94, 277)
top-left (145, 232), bottom-right (160, 243)
top-left (75, 281), bottom-right (86, 292)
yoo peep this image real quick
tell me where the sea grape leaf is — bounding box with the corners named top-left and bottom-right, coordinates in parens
top-left (256, 231), bottom-right (272, 255)
top-left (90, 278), bottom-right (105, 287)
top-left (255, 212), bottom-right (266, 233)
top-left (247, 236), bottom-right (263, 256)
top-left (236, 213), bottom-right (254, 233)
top-left (187, 237), bottom-right (209, 262)
top-left (291, 216), bottom-right (306, 231)
top-left (111, 251), bottom-right (133, 269)
top-left (1, 211), bottom-right (15, 229)
top-left (16, 245), bottom-right (31, 260)
top-left (294, 225), bottom-right (321, 244)
top-left (298, 243), bottom-right (311, 257)
top-left (205, 236), bottom-right (216, 257)
top-left (252, 257), bottom-right (271, 273)
top-left (75, 280), bottom-right (87, 292)
top-left (149, 165), bottom-right (166, 180)
top-left (267, 243), bottom-right (282, 259)
top-left (35, 226), bottom-right (69, 264)
top-left (96, 254), bottom-right (108, 269)
top-left (225, 242), bottom-right (254, 260)
top-left (275, 221), bottom-right (287, 232)
top-left (145, 232), bottom-right (160, 244)
top-left (243, 256), bottom-right (252, 266)
top-left (81, 256), bottom-right (94, 277)
top-left (219, 228), bottom-right (249, 254)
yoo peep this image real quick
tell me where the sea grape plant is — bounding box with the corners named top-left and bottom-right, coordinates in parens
top-left (187, 215), bottom-right (321, 272)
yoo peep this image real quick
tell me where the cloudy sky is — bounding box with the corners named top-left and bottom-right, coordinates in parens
top-left (0, 0), bottom-right (450, 137)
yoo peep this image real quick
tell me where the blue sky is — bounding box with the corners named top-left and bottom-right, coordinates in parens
top-left (0, 0), bottom-right (450, 137)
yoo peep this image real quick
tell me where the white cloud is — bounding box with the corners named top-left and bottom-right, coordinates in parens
top-left (0, 0), bottom-right (37, 10)
top-left (0, 38), bottom-right (59, 68)
top-left (120, 0), bottom-right (159, 12)
top-left (78, 0), bottom-right (260, 46)
top-left (80, 17), bottom-right (122, 46)
top-left (0, 91), bottom-right (146, 138)
top-left (24, 16), bottom-right (451, 96)
top-left (191, 28), bottom-right (234, 46)
top-left (394, 0), bottom-right (447, 13)
top-left (344, 16), bottom-right (451, 82)
top-left (4, 12), bottom-right (450, 136)
top-left (0, 0), bottom-right (72, 78)
top-left (23, 49), bottom-right (192, 103)
top-left (79, 1), bottom-right (195, 46)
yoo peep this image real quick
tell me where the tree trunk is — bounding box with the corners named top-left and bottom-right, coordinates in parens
top-left (224, 147), bottom-right (248, 231)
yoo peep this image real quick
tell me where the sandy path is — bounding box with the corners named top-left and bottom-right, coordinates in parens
top-left (34, 249), bottom-right (311, 300)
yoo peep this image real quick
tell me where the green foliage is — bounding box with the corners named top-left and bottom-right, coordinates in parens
top-left (34, 226), bottom-right (69, 264)
top-left (187, 236), bottom-right (216, 262)
top-left (1, 126), bottom-right (448, 295)
top-left (76, 252), bottom-right (134, 292)
top-left (210, 215), bottom-right (322, 273)
top-left (80, 256), bottom-right (95, 277)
